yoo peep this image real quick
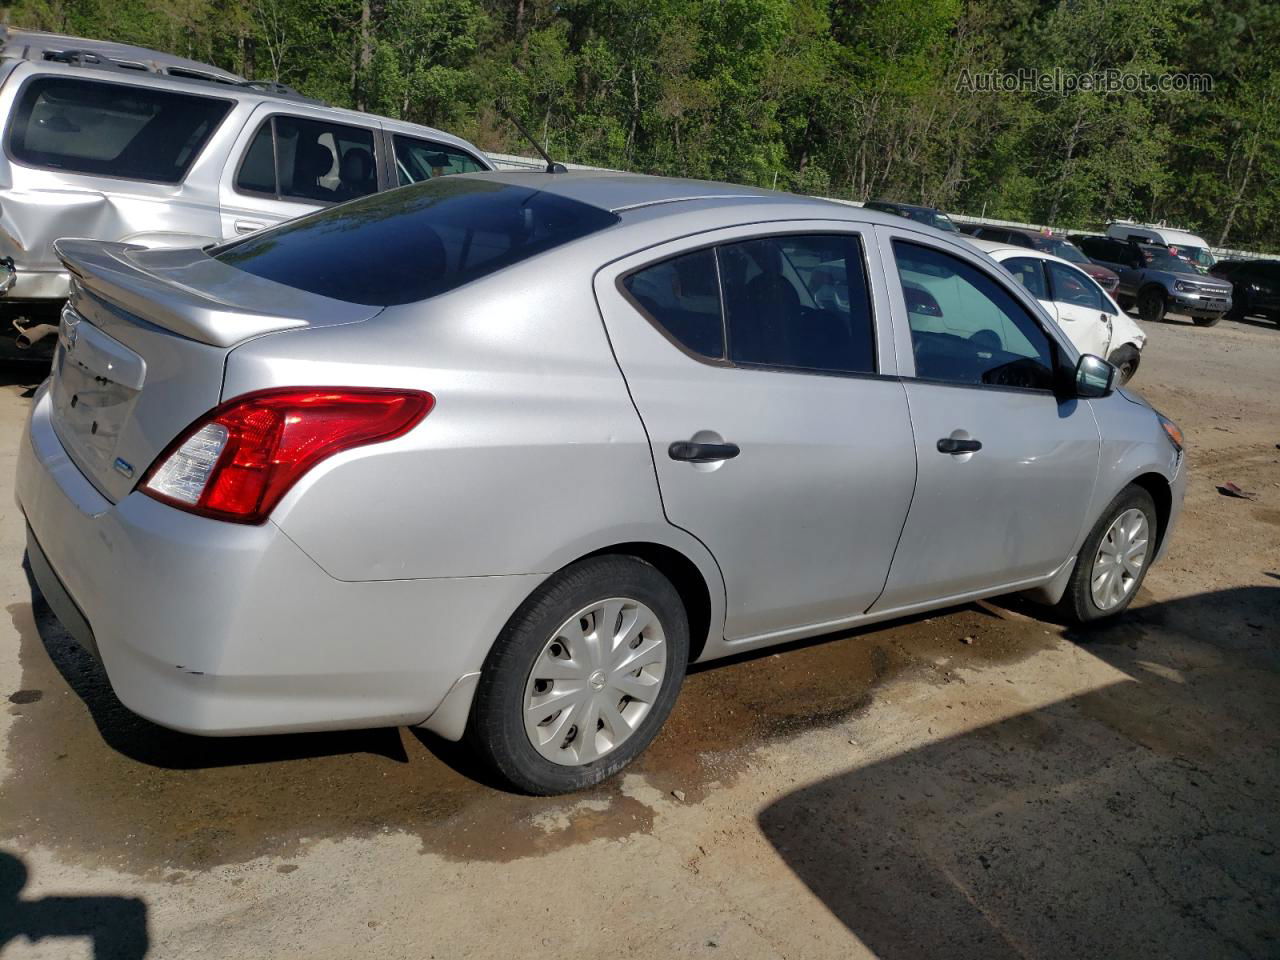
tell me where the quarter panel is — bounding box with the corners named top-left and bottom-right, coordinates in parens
top-left (224, 259), bottom-right (671, 583)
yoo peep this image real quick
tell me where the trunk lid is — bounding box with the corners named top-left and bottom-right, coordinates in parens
top-left (49, 239), bottom-right (382, 502)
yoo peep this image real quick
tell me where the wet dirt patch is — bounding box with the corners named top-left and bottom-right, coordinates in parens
top-left (2, 587), bottom-right (1058, 876)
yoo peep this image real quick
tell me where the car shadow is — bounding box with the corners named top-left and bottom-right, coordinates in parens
top-left (0, 849), bottom-right (148, 959)
top-left (1227, 314), bottom-right (1279, 331)
top-left (757, 585), bottom-right (1280, 959)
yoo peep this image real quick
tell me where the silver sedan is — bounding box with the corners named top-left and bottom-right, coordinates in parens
top-left (17, 172), bottom-right (1187, 794)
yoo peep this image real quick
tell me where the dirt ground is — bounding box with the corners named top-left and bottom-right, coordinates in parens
top-left (0, 312), bottom-right (1277, 960)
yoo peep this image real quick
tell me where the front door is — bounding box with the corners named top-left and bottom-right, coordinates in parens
top-left (594, 226), bottom-right (917, 642)
top-left (872, 230), bottom-right (1101, 611)
top-left (1043, 259), bottom-right (1113, 357)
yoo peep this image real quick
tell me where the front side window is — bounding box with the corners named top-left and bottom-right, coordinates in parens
top-left (8, 76), bottom-right (231, 183)
top-left (719, 234), bottom-right (875, 374)
top-left (214, 177), bottom-right (620, 306)
top-left (623, 249), bottom-right (723, 359)
top-left (1003, 257), bottom-right (1048, 299)
top-left (893, 240), bottom-right (1055, 391)
top-left (1046, 261), bottom-right (1103, 309)
top-left (393, 135), bottom-right (485, 185)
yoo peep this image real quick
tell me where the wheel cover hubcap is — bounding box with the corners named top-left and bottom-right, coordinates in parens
top-left (523, 597), bottom-right (667, 766)
top-left (1090, 508), bottom-right (1149, 611)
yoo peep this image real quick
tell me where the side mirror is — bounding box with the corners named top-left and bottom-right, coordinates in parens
top-left (1075, 354), bottom-right (1115, 398)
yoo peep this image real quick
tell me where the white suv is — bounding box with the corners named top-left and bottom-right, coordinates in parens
top-left (0, 37), bottom-right (491, 351)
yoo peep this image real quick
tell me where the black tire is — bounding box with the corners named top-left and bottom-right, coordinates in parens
top-left (1107, 344), bottom-right (1140, 384)
top-left (1057, 485), bottom-right (1158, 624)
top-left (467, 555), bottom-right (689, 795)
top-left (1116, 295), bottom-right (1136, 312)
top-left (1226, 294), bottom-right (1248, 321)
top-left (1192, 313), bottom-right (1222, 327)
top-left (1138, 287), bottom-right (1166, 323)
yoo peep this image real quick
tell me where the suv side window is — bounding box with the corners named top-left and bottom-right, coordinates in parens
top-left (392, 134), bottom-right (486, 184)
top-left (8, 76), bottom-right (232, 184)
top-left (719, 234), bottom-right (875, 374)
top-left (892, 240), bottom-right (1056, 391)
top-left (236, 115), bottom-right (378, 203)
top-left (1046, 261), bottom-right (1103, 309)
top-left (622, 248), bottom-right (724, 360)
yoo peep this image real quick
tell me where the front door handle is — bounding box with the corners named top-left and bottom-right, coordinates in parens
top-left (937, 437), bottom-right (982, 454)
top-left (669, 440), bottom-right (741, 463)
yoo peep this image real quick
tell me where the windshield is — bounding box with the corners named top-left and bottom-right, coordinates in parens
top-left (1169, 244), bottom-right (1215, 270)
top-left (213, 177), bottom-right (620, 306)
top-left (906, 209), bottom-right (959, 233)
top-left (1046, 239), bottom-right (1089, 264)
top-left (1141, 246), bottom-right (1199, 274)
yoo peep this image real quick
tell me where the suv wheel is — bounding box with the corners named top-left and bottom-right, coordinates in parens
top-left (1192, 314), bottom-right (1222, 327)
top-left (1058, 485), bottom-right (1158, 624)
top-left (1138, 288), bottom-right (1167, 323)
top-left (1107, 345), bottom-right (1140, 384)
top-left (467, 555), bottom-right (689, 795)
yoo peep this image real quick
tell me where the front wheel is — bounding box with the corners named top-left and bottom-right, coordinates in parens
top-left (1138, 288), bottom-right (1167, 323)
top-left (1058, 486), bottom-right (1158, 624)
top-left (467, 555), bottom-right (689, 795)
top-left (1107, 344), bottom-right (1141, 384)
top-left (1192, 314), bottom-right (1222, 327)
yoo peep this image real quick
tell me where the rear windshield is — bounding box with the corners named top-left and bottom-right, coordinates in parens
top-left (212, 177), bottom-right (620, 306)
top-left (8, 77), bottom-right (232, 184)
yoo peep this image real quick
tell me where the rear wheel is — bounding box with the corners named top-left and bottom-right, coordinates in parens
top-left (1138, 288), bottom-right (1167, 323)
top-left (1107, 344), bottom-right (1140, 384)
top-left (1192, 314), bottom-right (1222, 327)
top-left (1058, 485), bottom-right (1158, 624)
top-left (467, 555), bottom-right (689, 795)
top-left (1116, 295), bottom-right (1136, 312)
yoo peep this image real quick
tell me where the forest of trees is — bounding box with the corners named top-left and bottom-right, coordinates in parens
top-left (5, 0), bottom-right (1279, 251)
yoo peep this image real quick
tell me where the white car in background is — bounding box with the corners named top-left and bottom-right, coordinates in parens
top-left (971, 239), bottom-right (1147, 384)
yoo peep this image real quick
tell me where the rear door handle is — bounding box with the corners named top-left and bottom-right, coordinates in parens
top-left (234, 219), bottom-right (266, 235)
top-left (937, 437), bottom-right (982, 454)
top-left (669, 440), bottom-right (741, 463)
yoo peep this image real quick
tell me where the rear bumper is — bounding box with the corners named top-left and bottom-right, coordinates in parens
top-left (17, 386), bottom-right (540, 737)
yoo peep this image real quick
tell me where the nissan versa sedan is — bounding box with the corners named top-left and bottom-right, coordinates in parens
top-left (17, 173), bottom-right (1187, 795)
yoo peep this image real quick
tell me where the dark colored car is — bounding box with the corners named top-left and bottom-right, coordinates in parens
top-left (1209, 259), bottom-right (1280, 325)
top-left (1071, 236), bottom-right (1232, 325)
top-left (863, 200), bottom-right (960, 233)
top-left (964, 225), bottom-right (1119, 293)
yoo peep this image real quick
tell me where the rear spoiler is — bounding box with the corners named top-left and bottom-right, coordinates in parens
top-left (55, 238), bottom-right (313, 347)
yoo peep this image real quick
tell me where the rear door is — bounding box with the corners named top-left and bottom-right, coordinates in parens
top-left (218, 106), bottom-right (380, 238)
top-left (594, 223), bottom-right (917, 643)
top-left (870, 227), bottom-right (1100, 611)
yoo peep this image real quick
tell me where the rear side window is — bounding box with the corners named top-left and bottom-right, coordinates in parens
top-left (213, 177), bottom-right (620, 306)
top-left (236, 115), bottom-right (379, 204)
top-left (8, 76), bottom-right (231, 183)
top-left (1003, 256), bottom-right (1048, 299)
top-left (720, 234), bottom-right (875, 374)
top-left (622, 233), bottom-right (876, 375)
top-left (393, 135), bottom-right (486, 184)
top-left (623, 249), bottom-right (724, 359)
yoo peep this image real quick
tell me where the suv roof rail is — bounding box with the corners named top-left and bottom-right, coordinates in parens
top-left (16, 42), bottom-right (327, 106)
top-left (44, 48), bottom-right (151, 73)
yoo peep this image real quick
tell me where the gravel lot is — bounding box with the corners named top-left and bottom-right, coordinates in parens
top-left (1, 312), bottom-right (1277, 960)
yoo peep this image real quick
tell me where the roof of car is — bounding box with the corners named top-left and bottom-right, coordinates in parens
top-left (968, 237), bottom-right (1077, 269)
top-left (465, 170), bottom-right (923, 223)
top-left (2, 54), bottom-right (489, 161)
top-left (0, 28), bottom-right (244, 83)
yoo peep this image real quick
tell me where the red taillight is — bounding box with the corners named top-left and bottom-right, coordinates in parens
top-left (140, 388), bottom-right (434, 524)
